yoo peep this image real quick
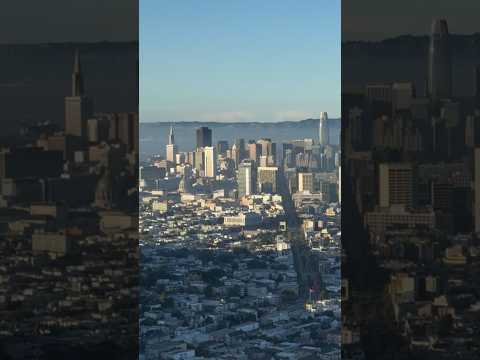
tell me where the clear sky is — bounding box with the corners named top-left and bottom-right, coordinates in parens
top-left (140, 0), bottom-right (340, 123)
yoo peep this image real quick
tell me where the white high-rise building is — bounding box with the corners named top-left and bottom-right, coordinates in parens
top-left (319, 112), bottom-right (329, 146)
top-left (298, 172), bottom-right (314, 193)
top-left (166, 125), bottom-right (178, 163)
top-left (238, 160), bottom-right (255, 198)
top-left (204, 146), bottom-right (217, 178)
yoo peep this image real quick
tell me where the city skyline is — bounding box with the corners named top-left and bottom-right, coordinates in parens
top-left (0, 37), bottom-right (139, 360)
top-left (141, 96), bottom-right (341, 359)
top-left (140, 0), bottom-right (341, 123)
top-left (2, 1), bottom-right (480, 358)
top-left (343, 14), bottom-right (480, 358)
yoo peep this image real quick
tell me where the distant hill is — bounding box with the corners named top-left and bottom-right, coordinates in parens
top-left (0, 42), bottom-right (138, 135)
top-left (343, 33), bottom-right (480, 57)
top-left (140, 118), bottom-right (340, 159)
top-left (343, 33), bottom-right (480, 95)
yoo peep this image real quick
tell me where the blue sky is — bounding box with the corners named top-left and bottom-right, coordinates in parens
top-left (140, 0), bottom-right (340, 123)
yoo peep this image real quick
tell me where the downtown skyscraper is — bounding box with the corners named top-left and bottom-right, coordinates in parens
top-left (428, 18), bottom-right (452, 100)
top-left (166, 125), bottom-right (178, 163)
top-left (196, 126), bottom-right (212, 149)
top-left (65, 50), bottom-right (93, 139)
top-left (319, 112), bottom-right (329, 146)
top-left (237, 160), bottom-right (256, 198)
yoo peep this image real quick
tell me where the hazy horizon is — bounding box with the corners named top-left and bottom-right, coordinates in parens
top-left (139, 118), bottom-right (340, 159)
top-left (140, 117), bottom-right (341, 124)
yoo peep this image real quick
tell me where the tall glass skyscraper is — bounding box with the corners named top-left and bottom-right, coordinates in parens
top-left (319, 111), bottom-right (329, 146)
top-left (428, 19), bottom-right (452, 100)
top-left (196, 126), bottom-right (212, 149)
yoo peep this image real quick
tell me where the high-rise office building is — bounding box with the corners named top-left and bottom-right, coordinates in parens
top-left (248, 141), bottom-right (261, 164)
top-left (175, 152), bottom-right (185, 165)
top-left (231, 143), bottom-right (240, 168)
top-left (194, 149), bottom-right (204, 173)
top-left (166, 125), bottom-right (178, 163)
top-left (257, 166), bottom-right (278, 194)
top-left (217, 140), bottom-right (229, 155)
top-left (106, 112), bottom-right (139, 153)
top-left (259, 155), bottom-right (268, 167)
top-left (65, 50), bottom-right (93, 139)
top-left (319, 112), bottom-right (329, 146)
top-left (235, 138), bottom-right (246, 162)
top-left (204, 146), bottom-right (217, 178)
top-left (237, 160), bottom-right (256, 198)
top-left (120, 113), bottom-right (139, 153)
top-left (257, 139), bottom-right (275, 157)
top-left (87, 116), bottom-right (109, 144)
top-left (379, 163), bottom-right (414, 208)
top-left (298, 172), bottom-right (314, 193)
top-left (321, 181), bottom-right (338, 203)
top-left (366, 84), bottom-right (393, 104)
top-left (283, 149), bottom-right (294, 168)
top-left (257, 139), bottom-right (276, 166)
top-left (428, 19), bottom-right (452, 100)
top-left (187, 151), bottom-right (196, 167)
top-left (178, 165), bottom-right (193, 193)
top-left (196, 127), bottom-right (212, 149)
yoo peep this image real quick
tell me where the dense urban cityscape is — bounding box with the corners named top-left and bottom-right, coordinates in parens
top-left (0, 50), bottom-right (139, 359)
top-left (342, 18), bottom-right (480, 359)
top-left (139, 114), bottom-right (341, 359)
top-left (4, 2), bottom-right (480, 360)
